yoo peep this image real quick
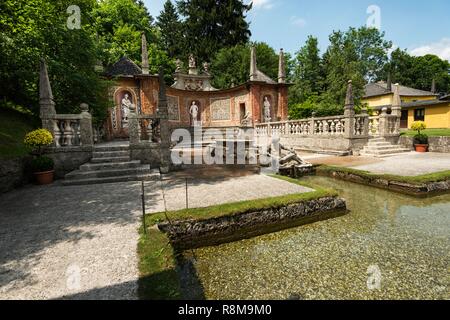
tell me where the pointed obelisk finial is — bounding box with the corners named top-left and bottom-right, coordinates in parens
top-left (387, 72), bottom-right (392, 92)
top-left (278, 48), bottom-right (286, 84)
top-left (141, 33), bottom-right (149, 75)
top-left (431, 78), bottom-right (436, 94)
top-left (249, 45), bottom-right (257, 81)
top-left (391, 83), bottom-right (402, 117)
top-left (39, 58), bottom-right (56, 119)
top-left (344, 80), bottom-right (354, 109)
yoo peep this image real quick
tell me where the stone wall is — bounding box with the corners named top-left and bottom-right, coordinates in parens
top-left (45, 146), bottom-right (93, 178)
top-left (130, 142), bottom-right (161, 166)
top-left (158, 196), bottom-right (346, 250)
top-left (399, 136), bottom-right (450, 153)
top-left (0, 157), bottom-right (31, 193)
top-left (280, 136), bottom-right (368, 155)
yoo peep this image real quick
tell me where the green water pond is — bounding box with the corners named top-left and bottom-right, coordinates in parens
top-left (183, 176), bottom-right (450, 300)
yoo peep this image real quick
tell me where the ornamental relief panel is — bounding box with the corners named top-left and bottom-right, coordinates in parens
top-left (167, 95), bottom-right (180, 121)
top-left (210, 98), bottom-right (231, 121)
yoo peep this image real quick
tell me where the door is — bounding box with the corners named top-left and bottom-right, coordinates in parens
top-left (400, 110), bottom-right (408, 129)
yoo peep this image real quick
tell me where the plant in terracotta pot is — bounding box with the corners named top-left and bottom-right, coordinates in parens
top-left (410, 121), bottom-right (428, 153)
top-left (24, 129), bottom-right (55, 184)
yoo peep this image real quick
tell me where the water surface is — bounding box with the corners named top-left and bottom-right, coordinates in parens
top-left (188, 176), bottom-right (450, 300)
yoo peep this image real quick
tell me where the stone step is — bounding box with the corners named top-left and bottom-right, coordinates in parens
top-left (92, 150), bottom-right (129, 158)
top-left (91, 156), bottom-right (131, 163)
top-left (62, 169), bottom-right (160, 186)
top-left (366, 141), bottom-right (392, 147)
top-left (361, 148), bottom-right (410, 156)
top-left (65, 165), bottom-right (151, 180)
top-left (80, 160), bottom-right (142, 172)
top-left (94, 145), bottom-right (130, 152)
top-left (363, 146), bottom-right (409, 152)
top-left (360, 152), bottom-right (413, 158)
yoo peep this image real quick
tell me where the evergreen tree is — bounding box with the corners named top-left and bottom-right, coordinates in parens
top-left (290, 36), bottom-right (324, 104)
top-left (177, 0), bottom-right (251, 62)
top-left (156, 0), bottom-right (183, 58)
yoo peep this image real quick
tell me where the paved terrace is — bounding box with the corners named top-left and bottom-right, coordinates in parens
top-left (304, 152), bottom-right (450, 176)
top-left (0, 170), bottom-right (311, 300)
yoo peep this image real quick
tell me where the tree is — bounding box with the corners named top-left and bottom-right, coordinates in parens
top-left (210, 42), bottom-right (280, 89)
top-left (321, 26), bottom-right (391, 105)
top-left (156, 0), bottom-right (183, 58)
top-left (290, 36), bottom-right (324, 104)
top-left (177, 0), bottom-right (252, 62)
top-left (0, 0), bottom-right (109, 120)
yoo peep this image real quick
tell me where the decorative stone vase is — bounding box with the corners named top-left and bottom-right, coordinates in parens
top-left (414, 144), bottom-right (428, 153)
top-left (34, 170), bottom-right (55, 185)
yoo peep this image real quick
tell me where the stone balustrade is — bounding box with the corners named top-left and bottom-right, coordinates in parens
top-left (128, 112), bottom-right (161, 145)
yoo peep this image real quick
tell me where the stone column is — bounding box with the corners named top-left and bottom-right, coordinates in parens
top-left (310, 112), bottom-right (316, 135)
top-left (378, 107), bottom-right (388, 137)
top-left (157, 67), bottom-right (172, 173)
top-left (343, 80), bottom-right (355, 139)
top-left (79, 103), bottom-right (94, 146)
top-left (128, 112), bottom-right (140, 145)
top-left (391, 83), bottom-right (402, 135)
top-left (361, 107), bottom-right (370, 137)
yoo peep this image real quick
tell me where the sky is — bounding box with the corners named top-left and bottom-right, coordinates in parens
top-left (143, 0), bottom-right (450, 61)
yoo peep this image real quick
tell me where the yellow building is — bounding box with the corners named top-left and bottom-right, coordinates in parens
top-left (362, 81), bottom-right (450, 129)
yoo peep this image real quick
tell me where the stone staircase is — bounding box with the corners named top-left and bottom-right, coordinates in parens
top-left (360, 137), bottom-right (411, 158)
top-left (63, 143), bottom-right (160, 186)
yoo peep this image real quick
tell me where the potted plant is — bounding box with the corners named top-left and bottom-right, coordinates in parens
top-left (24, 129), bottom-right (55, 184)
top-left (410, 121), bottom-right (428, 153)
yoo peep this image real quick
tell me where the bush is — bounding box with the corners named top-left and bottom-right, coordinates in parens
top-left (30, 156), bottom-right (54, 173)
top-left (24, 129), bottom-right (53, 148)
top-left (411, 121), bottom-right (428, 145)
top-left (411, 121), bottom-right (427, 134)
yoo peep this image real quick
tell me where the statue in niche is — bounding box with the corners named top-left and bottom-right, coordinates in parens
top-left (121, 93), bottom-right (134, 128)
top-left (175, 59), bottom-right (183, 72)
top-left (241, 111), bottom-right (251, 126)
top-left (188, 54), bottom-right (196, 69)
top-left (203, 61), bottom-right (210, 74)
top-left (189, 101), bottom-right (199, 126)
top-left (263, 96), bottom-right (271, 123)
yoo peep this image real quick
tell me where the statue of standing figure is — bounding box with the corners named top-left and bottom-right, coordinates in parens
top-left (189, 101), bottom-right (199, 126)
top-left (263, 96), bottom-right (271, 123)
top-left (121, 93), bottom-right (134, 128)
top-left (188, 54), bottom-right (196, 69)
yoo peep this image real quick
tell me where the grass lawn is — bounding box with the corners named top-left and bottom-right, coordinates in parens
top-left (401, 128), bottom-right (450, 137)
top-left (0, 108), bottom-right (38, 159)
top-left (138, 175), bottom-right (337, 300)
top-left (317, 165), bottom-right (450, 185)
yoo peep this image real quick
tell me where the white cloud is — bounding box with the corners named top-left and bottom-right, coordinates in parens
top-left (410, 38), bottom-right (450, 61)
top-left (290, 16), bottom-right (306, 27)
top-left (249, 0), bottom-right (274, 10)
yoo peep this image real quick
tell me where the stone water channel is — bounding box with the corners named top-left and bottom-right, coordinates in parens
top-left (180, 176), bottom-right (450, 300)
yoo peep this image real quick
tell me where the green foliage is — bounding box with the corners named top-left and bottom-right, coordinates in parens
top-left (290, 36), bottom-right (324, 104)
top-left (402, 128), bottom-right (450, 137)
top-left (0, 0), bottom-right (110, 120)
top-left (24, 129), bottom-right (53, 148)
top-left (381, 49), bottom-right (450, 94)
top-left (0, 107), bottom-right (37, 159)
top-left (30, 156), bottom-right (54, 172)
top-left (289, 96), bottom-right (344, 120)
top-left (177, 0), bottom-right (251, 63)
top-left (411, 121), bottom-right (428, 144)
top-left (156, 0), bottom-right (183, 58)
top-left (210, 42), bottom-right (280, 89)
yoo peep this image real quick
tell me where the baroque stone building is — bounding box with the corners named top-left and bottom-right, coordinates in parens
top-left (103, 35), bottom-right (289, 140)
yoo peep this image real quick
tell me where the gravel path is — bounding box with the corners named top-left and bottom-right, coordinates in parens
top-left (0, 173), bottom-right (311, 300)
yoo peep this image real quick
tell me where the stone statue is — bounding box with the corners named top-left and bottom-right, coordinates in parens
top-left (175, 58), bottom-right (183, 72)
top-left (263, 96), bottom-right (271, 123)
top-left (121, 93), bottom-right (134, 128)
top-left (203, 62), bottom-right (210, 74)
top-left (241, 111), bottom-right (251, 126)
top-left (188, 54), bottom-right (196, 69)
top-left (189, 101), bottom-right (199, 125)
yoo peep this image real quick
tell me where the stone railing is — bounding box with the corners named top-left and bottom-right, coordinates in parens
top-left (368, 109), bottom-right (400, 137)
top-left (369, 116), bottom-right (380, 136)
top-left (256, 115), bottom-right (350, 137)
top-left (129, 112), bottom-right (161, 145)
top-left (47, 104), bottom-right (94, 148)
